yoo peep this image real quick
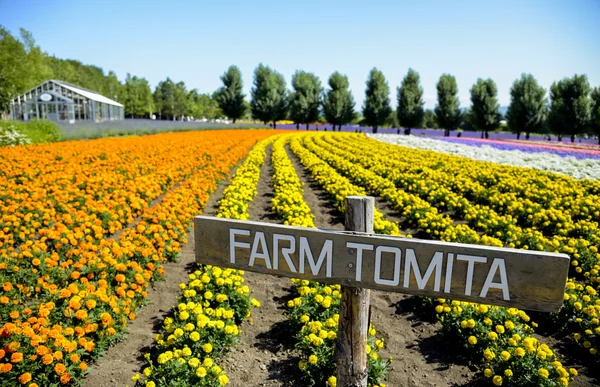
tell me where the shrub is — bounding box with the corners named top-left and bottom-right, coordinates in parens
top-left (21, 119), bottom-right (62, 142)
top-left (0, 124), bottom-right (31, 146)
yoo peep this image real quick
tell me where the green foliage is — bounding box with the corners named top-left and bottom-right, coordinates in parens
top-left (591, 87), bottom-right (600, 144)
top-left (506, 74), bottom-right (547, 140)
top-left (435, 74), bottom-right (462, 136)
top-left (0, 119), bottom-right (61, 145)
top-left (362, 68), bottom-right (392, 133)
top-left (154, 78), bottom-right (189, 120)
top-left (121, 73), bottom-right (154, 118)
top-left (322, 72), bottom-right (355, 130)
top-left (423, 109), bottom-right (438, 129)
top-left (214, 65), bottom-right (246, 123)
top-left (0, 27), bottom-right (51, 112)
top-left (289, 71), bottom-right (323, 129)
top-left (548, 74), bottom-right (592, 142)
top-left (469, 78), bottom-right (501, 138)
top-left (0, 26), bottom-right (125, 114)
top-left (189, 91), bottom-right (221, 120)
top-left (18, 119), bottom-right (61, 142)
top-left (396, 68), bottom-right (425, 134)
top-left (250, 64), bottom-right (288, 128)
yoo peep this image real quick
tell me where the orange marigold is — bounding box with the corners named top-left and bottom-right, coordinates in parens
top-left (18, 372), bottom-right (32, 384)
top-left (54, 363), bottom-right (66, 375)
top-left (60, 373), bottom-right (71, 384)
top-left (41, 354), bottom-right (53, 365)
top-left (10, 352), bottom-right (23, 363)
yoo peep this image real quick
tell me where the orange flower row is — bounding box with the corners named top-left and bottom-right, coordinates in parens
top-left (0, 130), bottom-right (276, 386)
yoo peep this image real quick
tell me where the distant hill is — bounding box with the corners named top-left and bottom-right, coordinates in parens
top-left (498, 106), bottom-right (508, 117)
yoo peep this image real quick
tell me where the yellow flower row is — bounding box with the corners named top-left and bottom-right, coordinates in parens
top-left (271, 135), bottom-right (315, 228)
top-left (321, 134), bottom-right (600, 358)
top-left (295, 132), bottom-right (576, 386)
top-left (325, 134), bottom-right (599, 279)
top-left (272, 135), bottom-right (390, 386)
top-left (288, 136), bottom-right (403, 236)
top-left (133, 134), bottom-right (279, 387)
top-left (217, 136), bottom-right (278, 220)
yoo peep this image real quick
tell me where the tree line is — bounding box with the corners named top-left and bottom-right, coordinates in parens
top-left (217, 64), bottom-right (600, 142)
top-left (1, 26), bottom-right (599, 142)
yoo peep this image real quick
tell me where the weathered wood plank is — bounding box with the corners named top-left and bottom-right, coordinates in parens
top-left (336, 197), bottom-right (373, 386)
top-left (194, 215), bottom-right (570, 312)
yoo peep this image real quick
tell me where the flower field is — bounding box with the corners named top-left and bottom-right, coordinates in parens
top-left (369, 134), bottom-right (600, 180)
top-left (1, 129), bottom-right (599, 386)
top-left (0, 130), bottom-right (274, 386)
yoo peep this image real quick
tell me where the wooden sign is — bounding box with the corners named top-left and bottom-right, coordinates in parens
top-left (194, 215), bottom-right (570, 312)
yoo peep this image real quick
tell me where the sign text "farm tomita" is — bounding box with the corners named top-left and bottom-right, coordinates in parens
top-left (195, 216), bottom-right (570, 312)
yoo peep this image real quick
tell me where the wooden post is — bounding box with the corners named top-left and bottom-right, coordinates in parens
top-left (335, 196), bottom-right (374, 387)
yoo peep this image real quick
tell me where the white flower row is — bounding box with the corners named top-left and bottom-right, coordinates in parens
top-left (368, 134), bottom-right (600, 180)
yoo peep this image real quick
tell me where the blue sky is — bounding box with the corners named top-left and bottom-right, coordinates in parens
top-left (1, 0), bottom-right (599, 109)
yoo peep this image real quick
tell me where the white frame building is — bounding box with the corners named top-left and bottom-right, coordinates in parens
top-left (9, 80), bottom-right (124, 123)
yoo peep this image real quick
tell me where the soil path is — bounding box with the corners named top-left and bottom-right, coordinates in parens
top-left (286, 145), bottom-right (477, 387)
top-left (83, 171), bottom-right (234, 387)
top-left (223, 145), bottom-right (301, 387)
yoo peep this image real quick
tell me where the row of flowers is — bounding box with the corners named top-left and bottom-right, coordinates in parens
top-left (368, 134), bottom-right (600, 180)
top-left (290, 132), bottom-right (576, 386)
top-left (132, 134), bottom-right (278, 387)
top-left (0, 131), bottom-right (274, 386)
top-left (271, 135), bottom-right (389, 386)
top-left (0, 132), bottom-right (238, 318)
top-left (317, 135), bottom-right (599, 279)
top-left (318, 134), bottom-right (600, 358)
top-left (288, 136), bottom-right (403, 237)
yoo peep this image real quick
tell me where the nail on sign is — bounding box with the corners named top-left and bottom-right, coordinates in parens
top-left (194, 216), bottom-right (570, 312)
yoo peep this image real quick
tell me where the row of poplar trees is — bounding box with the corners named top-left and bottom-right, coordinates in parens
top-left (216, 64), bottom-right (600, 143)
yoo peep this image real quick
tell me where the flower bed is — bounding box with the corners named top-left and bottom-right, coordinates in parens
top-left (132, 134), bottom-right (278, 387)
top-left (0, 130), bottom-right (274, 386)
top-left (291, 132), bottom-right (579, 386)
top-left (272, 135), bottom-right (390, 387)
top-left (369, 134), bottom-right (600, 180)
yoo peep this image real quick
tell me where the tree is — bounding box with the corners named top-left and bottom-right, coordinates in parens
top-left (423, 109), bottom-right (438, 129)
top-left (153, 78), bottom-right (189, 120)
top-left (214, 65), bottom-right (246, 123)
top-left (469, 78), bottom-right (501, 138)
top-left (122, 74), bottom-right (154, 118)
top-left (289, 71), bottom-right (322, 129)
top-left (322, 72), bottom-right (355, 131)
top-left (435, 74), bottom-right (462, 136)
top-left (250, 64), bottom-right (288, 128)
top-left (362, 68), bottom-right (391, 133)
top-left (396, 68), bottom-right (424, 135)
top-left (0, 27), bottom-right (51, 114)
top-left (505, 74), bottom-right (547, 140)
top-left (548, 75), bottom-right (592, 142)
top-left (189, 90), bottom-right (221, 120)
top-left (591, 87), bottom-right (600, 144)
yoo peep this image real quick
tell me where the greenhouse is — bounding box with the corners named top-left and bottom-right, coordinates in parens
top-left (9, 79), bottom-right (124, 123)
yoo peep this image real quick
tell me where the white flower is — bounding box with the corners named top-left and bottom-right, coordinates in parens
top-left (368, 134), bottom-right (600, 180)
